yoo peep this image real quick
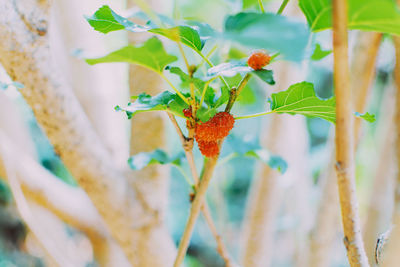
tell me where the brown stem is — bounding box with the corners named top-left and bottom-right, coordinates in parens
top-left (167, 113), bottom-right (234, 266)
top-left (173, 156), bottom-right (218, 267)
top-left (225, 73), bottom-right (251, 112)
top-left (332, 0), bottom-right (369, 266)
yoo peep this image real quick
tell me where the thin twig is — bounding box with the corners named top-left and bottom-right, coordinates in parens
top-left (277, 0), bottom-right (290, 14)
top-left (167, 113), bottom-right (234, 266)
top-left (332, 0), bottom-right (369, 266)
top-left (258, 0), bottom-right (265, 13)
top-left (225, 73), bottom-right (251, 112)
top-left (173, 156), bottom-right (219, 267)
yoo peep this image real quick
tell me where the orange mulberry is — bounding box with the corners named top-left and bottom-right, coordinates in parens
top-left (195, 112), bottom-right (235, 142)
top-left (197, 140), bottom-right (219, 157)
top-left (247, 51), bottom-right (271, 70)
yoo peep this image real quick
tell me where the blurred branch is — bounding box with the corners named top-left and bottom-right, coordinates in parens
top-left (381, 10), bottom-right (400, 266)
top-left (332, 0), bottom-right (369, 265)
top-left (363, 84), bottom-right (395, 265)
top-left (0, 131), bottom-right (130, 266)
top-left (310, 31), bottom-right (382, 267)
top-left (0, 1), bottom-right (173, 265)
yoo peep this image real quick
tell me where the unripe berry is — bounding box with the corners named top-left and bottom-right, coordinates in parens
top-left (247, 51), bottom-right (271, 70)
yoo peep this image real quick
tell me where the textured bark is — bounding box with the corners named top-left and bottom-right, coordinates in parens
top-left (126, 1), bottom-right (176, 265)
top-left (50, 0), bottom-right (130, 168)
top-left (0, 93), bottom-right (130, 266)
top-left (332, 0), bottom-right (369, 265)
top-left (0, 1), bottom-right (173, 265)
top-left (309, 32), bottom-right (381, 267)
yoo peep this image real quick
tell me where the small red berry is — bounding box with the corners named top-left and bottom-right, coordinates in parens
top-left (247, 51), bottom-right (271, 70)
top-left (183, 108), bottom-right (192, 118)
top-left (197, 140), bottom-right (219, 157)
top-left (195, 112), bottom-right (235, 141)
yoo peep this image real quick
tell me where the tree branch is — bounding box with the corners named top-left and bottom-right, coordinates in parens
top-left (332, 0), bottom-right (369, 265)
top-left (167, 113), bottom-right (235, 266)
top-left (0, 1), bottom-right (167, 265)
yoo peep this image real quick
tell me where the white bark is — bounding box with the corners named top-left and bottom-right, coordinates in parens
top-left (0, 1), bottom-right (175, 265)
top-left (240, 59), bottom-right (306, 267)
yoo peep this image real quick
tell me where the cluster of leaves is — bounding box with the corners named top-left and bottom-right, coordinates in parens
top-left (83, 0), bottom-right (398, 170)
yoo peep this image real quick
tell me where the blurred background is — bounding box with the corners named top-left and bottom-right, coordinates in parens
top-left (0, 0), bottom-right (397, 266)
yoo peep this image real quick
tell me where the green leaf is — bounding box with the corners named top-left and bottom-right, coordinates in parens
top-left (224, 12), bottom-right (309, 61)
top-left (166, 66), bottom-right (216, 107)
top-left (208, 61), bottom-right (275, 85)
top-left (196, 107), bottom-right (218, 122)
top-left (208, 61), bottom-right (252, 77)
top-left (86, 37), bottom-right (177, 73)
top-left (299, 0), bottom-right (400, 35)
top-left (253, 69), bottom-right (275, 85)
top-left (86, 6), bottom-right (205, 51)
top-left (128, 149), bottom-right (184, 170)
top-left (116, 91), bottom-right (188, 119)
top-left (245, 150), bottom-right (288, 173)
top-left (355, 112), bottom-right (376, 123)
top-left (269, 82), bottom-right (336, 123)
top-left (149, 26), bottom-right (203, 51)
top-left (85, 5), bottom-right (149, 33)
top-left (311, 43), bottom-right (332, 61)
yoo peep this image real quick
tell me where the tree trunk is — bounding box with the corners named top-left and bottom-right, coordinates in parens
top-left (0, 1), bottom-right (174, 265)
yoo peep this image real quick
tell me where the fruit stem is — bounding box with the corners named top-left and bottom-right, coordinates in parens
top-left (160, 74), bottom-right (190, 105)
top-left (258, 0), bottom-right (265, 13)
top-left (277, 0), bottom-right (290, 15)
top-left (197, 51), bottom-right (230, 90)
top-left (177, 40), bottom-right (191, 73)
top-left (225, 73), bottom-right (251, 113)
top-left (197, 44), bottom-right (218, 70)
top-left (200, 77), bottom-right (218, 107)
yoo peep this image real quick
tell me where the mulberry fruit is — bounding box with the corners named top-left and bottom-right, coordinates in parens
top-left (197, 140), bottom-right (220, 158)
top-left (247, 51), bottom-right (271, 70)
top-left (183, 107), bottom-right (192, 118)
top-left (195, 112), bottom-right (235, 142)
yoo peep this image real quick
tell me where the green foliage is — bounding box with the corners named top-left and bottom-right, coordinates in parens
top-left (269, 82), bottom-right (336, 123)
top-left (166, 66), bottom-right (216, 107)
top-left (355, 112), bottom-right (376, 123)
top-left (207, 61), bottom-right (275, 85)
top-left (86, 37), bottom-right (177, 73)
top-left (311, 43), bottom-right (332, 61)
top-left (224, 12), bottom-right (309, 61)
top-left (115, 91), bottom-right (188, 119)
top-left (86, 5), bottom-right (204, 52)
top-left (85, 5), bottom-right (149, 33)
top-left (299, 0), bottom-right (400, 35)
top-left (149, 26), bottom-right (203, 51)
top-left (128, 149), bottom-right (184, 170)
top-left (253, 69), bottom-right (275, 85)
